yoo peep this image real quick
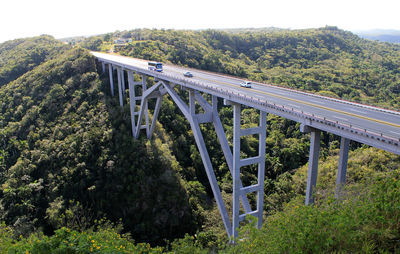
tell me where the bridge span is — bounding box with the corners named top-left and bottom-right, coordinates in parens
top-left (92, 51), bottom-right (400, 241)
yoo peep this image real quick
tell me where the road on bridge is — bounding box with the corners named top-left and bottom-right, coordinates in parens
top-left (92, 52), bottom-right (400, 143)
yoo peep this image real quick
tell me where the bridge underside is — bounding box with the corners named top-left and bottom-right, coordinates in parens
top-left (99, 61), bottom-right (394, 241)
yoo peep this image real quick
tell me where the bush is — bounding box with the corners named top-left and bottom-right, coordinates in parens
top-left (1, 225), bottom-right (164, 254)
top-left (225, 170), bottom-right (400, 253)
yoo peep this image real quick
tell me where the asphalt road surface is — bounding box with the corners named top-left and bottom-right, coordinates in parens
top-left (92, 52), bottom-right (400, 141)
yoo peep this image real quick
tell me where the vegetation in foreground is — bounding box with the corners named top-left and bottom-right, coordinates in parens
top-left (1, 169), bottom-right (399, 253)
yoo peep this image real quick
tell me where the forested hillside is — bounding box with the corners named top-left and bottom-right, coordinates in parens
top-left (0, 28), bottom-right (400, 253)
top-left (100, 26), bottom-right (400, 109)
top-left (0, 36), bottom-right (196, 245)
top-left (0, 36), bottom-right (69, 87)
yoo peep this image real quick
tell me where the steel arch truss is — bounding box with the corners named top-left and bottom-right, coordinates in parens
top-left (101, 62), bottom-right (357, 242)
top-left (131, 80), bottom-right (266, 241)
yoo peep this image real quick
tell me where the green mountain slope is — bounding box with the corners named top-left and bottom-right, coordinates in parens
top-left (0, 35), bottom-right (69, 87)
top-left (0, 40), bottom-right (195, 244)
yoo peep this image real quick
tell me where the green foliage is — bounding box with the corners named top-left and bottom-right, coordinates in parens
top-left (0, 41), bottom-right (194, 245)
top-left (108, 27), bottom-right (400, 109)
top-left (226, 170), bottom-right (400, 253)
top-left (294, 146), bottom-right (400, 192)
top-left (81, 37), bottom-right (103, 51)
top-left (0, 223), bottom-right (164, 253)
top-left (0, 35), bottom-right (69, 86)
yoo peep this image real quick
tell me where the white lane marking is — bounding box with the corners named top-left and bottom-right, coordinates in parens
top-left (390, 131), bottom-right (400, 136)
top-left (349, 108), bottom-right (367, 114)
top-left (333, 116), bottom-right (348, 121)
top-left (287, 103), bottom-right (300, 108)
top-left (275, 91), bottom-right (286, 95)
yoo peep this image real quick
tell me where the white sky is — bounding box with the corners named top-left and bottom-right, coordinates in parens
top-left (1, 0), bottom-right (399, 43)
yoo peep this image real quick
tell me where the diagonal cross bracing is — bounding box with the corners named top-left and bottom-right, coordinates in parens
top-left (193, 92), bottom-right (252, 214)
top-left (162, 83), bottom-right (233, 238)
top-left (122, 75), bottom-right (268, 240)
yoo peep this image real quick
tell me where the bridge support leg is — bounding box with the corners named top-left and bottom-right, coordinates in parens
top-left (101, 62), bottom-right (105, 73)
top-left (135, 83), bottom-right (265, 240)
top-left (108, 64), bottom-right (114, 96)
top-left (232, 103), bottom-right (266, 239)
top-left (117, 67), bottom-right (124, 107)
top-left (162, 84), bottom-right (232, 239)
top-left (211, 96), bottom-right (252, 214)
top-left (335, 137), bottom-right (350, 198)
top-left (232, 104), bottom-right (241, 240)
top-left (133, 75), bottom-right (155, 139)
top-left (305, 128), bottom-right (321, 205)
top-left (142, 76), bottom-right (149, 136)
top-left (127, 71), bottom-right (138, 136)
top-left (148, 95), bottom-right (163, 138)
top-left (121, 68), bottom-right (126, 96)
top-left (256, 112), bottom-right (267, 229)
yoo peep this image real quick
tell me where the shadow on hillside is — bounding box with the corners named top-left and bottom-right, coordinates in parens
top-left (94, 67), bottom-right (196, 245)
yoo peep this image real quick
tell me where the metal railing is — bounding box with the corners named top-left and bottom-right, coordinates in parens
top-left (96, 57), bottom-right (400, 151)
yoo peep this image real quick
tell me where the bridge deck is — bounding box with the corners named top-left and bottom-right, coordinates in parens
top-left (92, 52), bottom-right (400, 155)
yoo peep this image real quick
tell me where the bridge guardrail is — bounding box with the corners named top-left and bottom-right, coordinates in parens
top-left (155, 69), bottom-right (400, 146)
top-left (187, 64), bottom-right (400, 116)
top-left (96, 57), bottom-right (400, 150)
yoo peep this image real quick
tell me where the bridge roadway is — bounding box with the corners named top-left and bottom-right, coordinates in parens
top-left (93, 51), bottom-right (400, 241)
top-left (92, 52), bottom-right (400, 155)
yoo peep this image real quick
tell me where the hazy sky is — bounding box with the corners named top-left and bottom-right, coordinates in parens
top-left (1, 0), bottom-right (399, 43)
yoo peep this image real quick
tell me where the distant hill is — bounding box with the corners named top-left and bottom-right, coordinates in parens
top-left (354, 29), bottom-right (400, 43)
top-left (0, 35), bottom-right (69, 86)
top-left (58, 35), bottom-right (87, 43)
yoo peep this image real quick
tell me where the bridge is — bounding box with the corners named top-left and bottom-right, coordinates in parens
top-left (92, 51), bottom-right (400, 241)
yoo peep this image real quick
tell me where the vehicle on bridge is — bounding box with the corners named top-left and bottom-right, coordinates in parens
top-left (183, 71), bottom-right (193, 77)
top-left (240, 81), bottom-right (252, 88)
top-left (148, 61), bottom-right (163, 72)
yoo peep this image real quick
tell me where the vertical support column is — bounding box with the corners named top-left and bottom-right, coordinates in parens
top-left (212, 95), bottom-right (217, 113)
top-left (305, 129), bottom-right (321, 205)
top-left (117, 67), bottom-right (124, 107)
top-left (108, 64), bottom-right (114, 96)
top-left (232, 103), bottom-right (241, 239)
top-left (141, 75), bottom-right (150, 137)
top-left (101, 62), bottom-right (105, 73)
top-left (121, 68), bottom-right (126, 96)
top-left (230, 103), bottom-right (267, 239)
top-left (335, 137), bottom-right (350, 198)
top-left (189, 90), bottom-right (195, 114)
top-left (257, 112), bottom-right (266, 229)
top-left (134, 75), bottom-right (151, 139)
top-left (212, 97), bottom-right (252, 214)
top-left (128, 70), bottom-right (136, 137)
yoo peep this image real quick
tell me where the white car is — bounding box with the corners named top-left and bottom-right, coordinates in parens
top-left (240, 81), bottom-right (252, 88)
top-left (184, 71), bottom-right (193, 77)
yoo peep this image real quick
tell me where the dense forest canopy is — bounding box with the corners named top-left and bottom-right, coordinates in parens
top-left (0, 27), bottom-right (399, 253)
top-left (0, 35), bottom-right (69, 87)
